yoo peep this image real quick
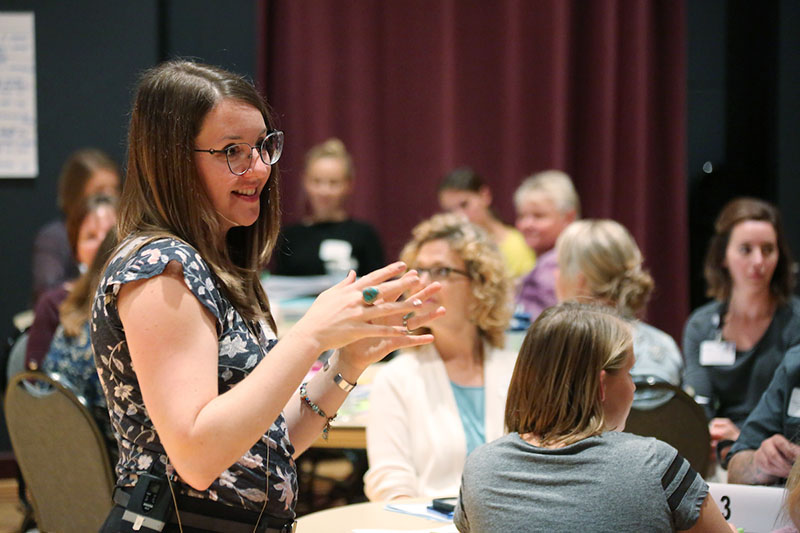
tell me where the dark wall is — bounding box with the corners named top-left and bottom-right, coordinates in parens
top-left (0, 0), bottom-right (256, 345)
top-left (686, 1), bottom-right (800, 310)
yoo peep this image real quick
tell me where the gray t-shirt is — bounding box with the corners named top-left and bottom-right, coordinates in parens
top-left (454, 432), bottom-right (707, 532)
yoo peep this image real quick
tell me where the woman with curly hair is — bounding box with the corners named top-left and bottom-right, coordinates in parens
top-left (364, 213), bottom-right (515, 501)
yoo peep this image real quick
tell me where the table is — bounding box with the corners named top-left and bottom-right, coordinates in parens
top-left (296, 499), bottom-right (453, 532)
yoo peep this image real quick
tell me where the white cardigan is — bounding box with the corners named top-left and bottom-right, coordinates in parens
top-left (363, 342), bottom-right (517, 501)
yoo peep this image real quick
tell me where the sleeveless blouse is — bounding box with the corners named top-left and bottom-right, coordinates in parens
top-left (91, 236), bottom-right (297, 518)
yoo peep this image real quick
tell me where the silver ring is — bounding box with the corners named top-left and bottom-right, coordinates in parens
top-left (403, 312), bottom-right (415, 333)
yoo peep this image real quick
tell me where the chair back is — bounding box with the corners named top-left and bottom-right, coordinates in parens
top-left (5, 371), bottom-right (114, 533)
top-left (624, 379), bottom-right (711, 475)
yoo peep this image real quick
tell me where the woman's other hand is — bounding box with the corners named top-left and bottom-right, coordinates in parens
top-left (290, 262), bottom-right (443, 364)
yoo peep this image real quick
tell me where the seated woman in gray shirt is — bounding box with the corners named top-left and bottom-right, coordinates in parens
top-left (554, 219), bottom-right (683, 407)
top-left (455, 302), bottom-right (734, 533)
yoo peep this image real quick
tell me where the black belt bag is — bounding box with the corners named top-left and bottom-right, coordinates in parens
top-left (113, 485), bottom-right (296, 533)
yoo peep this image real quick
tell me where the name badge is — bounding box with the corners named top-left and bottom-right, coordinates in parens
top-left (700, 340), bottom-right (736, 366)
top-left (788, 388), bottom-right (800, 418)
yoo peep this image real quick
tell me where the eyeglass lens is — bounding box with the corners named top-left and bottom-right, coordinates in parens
top-left (417, 267), bottom-right (465, 281)
top-left (226, 131), bottom-right (284, 175)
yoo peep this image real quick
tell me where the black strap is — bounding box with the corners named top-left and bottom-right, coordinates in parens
top-left (113, 488), bottom-right (295, 533)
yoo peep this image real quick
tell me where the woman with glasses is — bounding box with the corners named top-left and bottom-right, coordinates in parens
top-left (274, 138), bottom-right (385, 277)
top-left (92, 60), bottom-right (444, 532)
top-left (364, 213), bottom-right (515, 501)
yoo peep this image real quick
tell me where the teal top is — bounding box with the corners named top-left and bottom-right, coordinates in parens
top-left (450, 382), bottom-right (486, 456)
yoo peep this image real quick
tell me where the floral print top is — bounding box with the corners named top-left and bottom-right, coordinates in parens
top-left (91, 236), bottom-right (298, 518)
top-left (43, 322), bottom-right (115, 444)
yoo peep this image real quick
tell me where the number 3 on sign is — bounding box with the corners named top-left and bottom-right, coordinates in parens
top-left (719, 495), bottom-right (731, 520)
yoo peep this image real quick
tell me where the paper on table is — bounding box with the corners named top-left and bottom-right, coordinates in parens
top-left (384, 502), bottom-right (452, 523)
top-left (352, 525), bottom-right (457, 533)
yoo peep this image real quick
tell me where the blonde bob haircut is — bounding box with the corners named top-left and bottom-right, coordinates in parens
top-left (304, 137), bottom-right (355, 180)
top-left (505, 302), bottom-right (632, 447)
top-left (118, 60), bottom-right (280, 326)
top-left (399, 213), bottom-right (511, 348)
top-left (556, 219), bottom-right (654, 317)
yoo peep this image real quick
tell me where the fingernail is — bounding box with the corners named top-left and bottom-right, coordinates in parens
top-left (411, 298), bottom-right (422, 307)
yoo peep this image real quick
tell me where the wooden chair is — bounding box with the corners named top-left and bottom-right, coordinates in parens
top-left (624, 378), bottom-right (711, 476)
top-left (5, 371), bottom-right (114, 533)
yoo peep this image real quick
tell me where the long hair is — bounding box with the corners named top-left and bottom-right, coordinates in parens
top-left (556, 219), bottom-right (654, 318)
top-left (65, 194), bottom-right (117, 260)
top-left (505, 302), bottom-right (632, 447)
top-left (399, 213), bottom-right (511, 348)
top-left (704, 197), bottom-right (795, 304)
top-left (118, 60), bottom-right (281, 326)
top-left (60, 229), bottom-right (118, 337)
top-left (57, 148), bottom-right (119, 216)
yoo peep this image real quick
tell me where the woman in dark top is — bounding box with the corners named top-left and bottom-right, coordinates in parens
top-left (683, 197), bottom-right (800, 465)
top-left (93, 60), bottom-right (443, 532)
top-left (274, 138), bottom-right (384, 277)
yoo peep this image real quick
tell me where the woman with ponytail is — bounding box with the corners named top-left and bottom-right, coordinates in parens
top-left (553, 219), bottom-right (683, 404)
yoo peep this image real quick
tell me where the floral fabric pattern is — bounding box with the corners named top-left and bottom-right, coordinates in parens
top-left (91, 236), bottom-right (297, 518)
top-left (43, 322), bottom-right (115, 443)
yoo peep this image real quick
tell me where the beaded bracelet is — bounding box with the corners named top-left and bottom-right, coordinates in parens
top-left (299, 382), bottom-right (337, 440)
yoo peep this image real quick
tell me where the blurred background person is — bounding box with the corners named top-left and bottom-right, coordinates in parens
top-left (513, 169), bottom-right (579, 319)
top-left (31, 148), bottom-right (120, 304)
top-left (438, 167), bottom-right (535, 280)
top-left (364, 213), bottom-right (515, 501)
top-left (554, 219), bottom-right (683, 405)
top-left (683, 197), bottom-right (800, 468)
top-left (274, 138), bottom-right (384, 277)
top-left (43, 229), bottom-right (117, 449)
top-left (25, 194), bottom-right (117, 373)
top-left (455, 302), bottom-right (733, 533)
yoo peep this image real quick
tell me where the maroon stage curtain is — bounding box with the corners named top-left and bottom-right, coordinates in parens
top-left (257, 0), bottom-right (688, 340)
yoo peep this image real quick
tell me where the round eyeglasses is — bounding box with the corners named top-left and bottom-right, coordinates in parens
top-left (194, 130), bottom-right (284, 176)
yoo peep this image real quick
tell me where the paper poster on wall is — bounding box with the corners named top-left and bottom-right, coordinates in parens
top-left (0, 12), bottom-right (38, 178)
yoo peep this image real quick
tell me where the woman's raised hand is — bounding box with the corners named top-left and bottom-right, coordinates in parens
top-left (290, 262), bottom-right (445, 363)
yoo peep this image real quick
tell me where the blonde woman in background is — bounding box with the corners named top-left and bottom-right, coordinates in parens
top-left (438, 167), bottom-right (535, 279)
top-left (513, 170), bottom-right (579, 319)
top-left (554, 219), bottom-right (683, 404)
top-left (274, 138), bottom-right (384, 277)
top-left (364, 213), bottom-right (515, 501)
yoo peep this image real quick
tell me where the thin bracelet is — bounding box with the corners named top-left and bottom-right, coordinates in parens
top-left (299, 382), bottom-right (337, 440)
top-left (322, 356), bottom-right (358, 392)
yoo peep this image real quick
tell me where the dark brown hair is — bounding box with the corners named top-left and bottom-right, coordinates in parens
top-left (57, 148), bottom-right (119, 216)
top-left (118, 60), bottom-right (281, 326)
top-left (505, 302), bottom-right (632, 446)
top-left (704, 197), bottom-right (795, 303)
top-left (438, 166), bottom-right (484, 193)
